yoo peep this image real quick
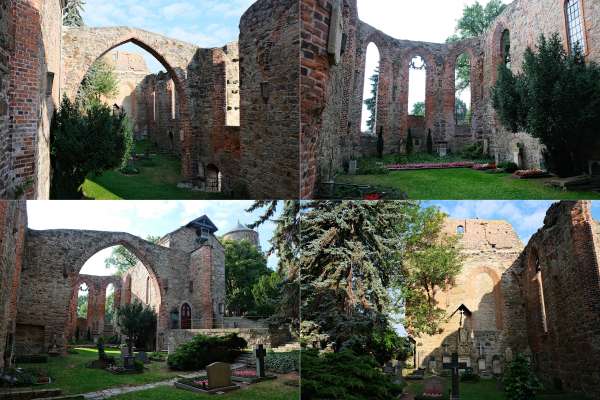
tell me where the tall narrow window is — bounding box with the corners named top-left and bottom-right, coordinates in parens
top-left (534, 256), bottom-right (549, 333)
top-left (501, 29), bottom-right (511, 68)
top-left (145, 276), bottom-right (150, 304)
top-left (152, 91), bottom-right (156, 121)
top-left (171, 81), bottom-right (176, 120)
top-left (455, 53), bottom-right (471, 127)
top-left (565, 0), bottom-right (586, 54)
top-left (408, 56), bottom-right (426, 118)
top-left (361, 43), bottom-right (381, 135)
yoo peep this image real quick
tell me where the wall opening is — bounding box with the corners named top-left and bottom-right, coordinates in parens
top-left (104, 283), bottom-right (115, 333)
top-left (361, 43), bottom-right (381, 134)
top-left (181, 303), bottom-right (192, 329)
top-left (408, 56), bottom-right (426, 117)
top-left (455, 53), bottom-right (471, 127)
top-left (501, 29), bottom-right (511, 68)
top-left (565, 0), bottom-right (586, 54)
top-left (206, 164), bottom-right (222, 193)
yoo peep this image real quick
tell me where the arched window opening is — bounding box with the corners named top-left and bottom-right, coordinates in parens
top-left (145, 276), bottom-right (150, 304)
top-left (501, 30), bottom-right (511, 68)
top-left (206, 164), bottom-right (222, 193)
top-left (77, 283), bottom-right (89, 319)
top-left (181, 303), bottom-right (192, 329)
top-left (565, 0), bottom-right (586, 54)
top-left (457, 225), bottom-right (465, 235)
top-left (171, 80), bottom-right (176, 120)
top-left (408, 56), bottom-right (426, 118)
top-left (361, 43), bottom-right (381, 135)
top-left (455, 53), bottom-right (471, 127)
top-left (104, 283), bottom-right (115, 329)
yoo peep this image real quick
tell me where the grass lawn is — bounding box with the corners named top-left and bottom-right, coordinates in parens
top-left (82, 141), bottom-right (227, 200)
top-left (337, 169), bottom-right (600, 200)
top-left (406, 377), bottom-right (590, 400)
top-left (15, 347), bottom-right (181, 395)
top-left (111, 377), bottom-right (299, 400)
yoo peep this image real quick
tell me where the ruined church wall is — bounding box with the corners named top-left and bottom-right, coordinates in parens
top-left (5, 0), bottom-right (62, 199)
top-left (415, 219), bottom-right (524, 374)
top-left (0, 200), bottom-right (26, 368)
top-left (480, 0), bottom-right (600, 168)
top-left (16, 229), bottom-right (189, 356)
top-left (240, 0), bottom-right (300, 199)
top-left (0, 2), bottom-right (13, 198)
top-left (516, 201), bottom-right (600, 397)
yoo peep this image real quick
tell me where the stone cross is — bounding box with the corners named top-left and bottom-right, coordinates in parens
top-left (327, 0), bottom-right (344, 65)
top-left (443, 352), bottom-right (467, 400)
top-left (255, 344), bottom-right (267, 378)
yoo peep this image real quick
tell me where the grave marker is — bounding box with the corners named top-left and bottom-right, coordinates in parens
top-left (207, 362), bottom-right (232, 389)
top-left (255, 344), bottom-right (267, 378)
top-left (443, 352), bottom-right (468, 400)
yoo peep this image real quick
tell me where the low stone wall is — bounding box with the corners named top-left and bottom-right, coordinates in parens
top-left (167, 327), bottom-right (287, 353)
top-left (223, 317), bottom-right (267, 329)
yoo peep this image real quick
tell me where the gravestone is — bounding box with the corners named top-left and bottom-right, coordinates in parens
top-left (438, 146), bottom-right (448, 157)
top-left (478, 358), bottom-right (486, 372)
top-left (207, 362), bottom-right (232, 389)
top-left (135, 351), bottom-right (149, 364)
top-left (428, 358), bottom-right (437, 373)
top-left (255, 344), bottom-right (267, 378)
top-left (443, 352), bottom-right (468, 400)
top-left (327, 0), bottom-right (344, 65)
top-left (348, 160), bottom-right (358, 175)
top-left (492, 356), bottom-right (502, 375)
top-left (504, 347), bottom-right (513, 362)
top-left (422, 376), bottom-right (445, 398)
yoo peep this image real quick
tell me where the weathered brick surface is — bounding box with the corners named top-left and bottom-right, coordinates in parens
top-left (239, 0), bottom-right (300, 199)
top-left (0, 200), bottom-right (26, 368)
top-left (0, 1), bottom-right (13, 198)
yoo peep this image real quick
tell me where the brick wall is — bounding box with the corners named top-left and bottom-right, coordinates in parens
top-left (0, 200), bottom-right (26, 368)
top-left (0, 2), bottom-right (13, 197)
top-left (239, 0), bottom-right (300, 199)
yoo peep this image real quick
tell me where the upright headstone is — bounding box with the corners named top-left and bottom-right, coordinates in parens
top-left (327, 0), bottom-right (344, 65)
top-left (492, 356), bottom-right (502, 375)
top-left (422, 376), bottom-right (445, 398)
top-left (255, 344), bottom-right (267, 378)
top-left (207, 362), bottom-right (232, 389)
top-left (504, 347), bottom-right (513, 362)
top-left (478, 358), bottom-right (486, 372)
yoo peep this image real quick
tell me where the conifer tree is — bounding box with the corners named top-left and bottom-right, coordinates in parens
top-left (63, 0), bottom-right (86, 27)
top-left (364, 67), bottom-right (380, 134)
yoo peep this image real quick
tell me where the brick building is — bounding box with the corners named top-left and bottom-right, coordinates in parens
top-left (1, 0), bottom-right (299, 199)
top-left (300, 0), bottom-right (600, 198)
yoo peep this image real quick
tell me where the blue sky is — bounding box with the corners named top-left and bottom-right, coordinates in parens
top-left (82, 0), bottom-right (255, 73)
top-left (26, 201), bottom-right (279, 275)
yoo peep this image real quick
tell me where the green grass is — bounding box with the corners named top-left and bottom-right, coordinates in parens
top-left (15, 347), bottom-right (181, 395)
top-left (81, 140), bottom-right (227, 200)
top-left (111, 379), bottom-right (299, 400)
top-left (406, 377), bottom-right (590, 400)
top-left (337, 169), bottom-right (600, 200)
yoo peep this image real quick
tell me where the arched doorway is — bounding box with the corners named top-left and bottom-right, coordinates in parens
top-left (206, 164), bottom-right (222, 193)
top-left (361, 43), bottom-right (381, 135)
top-left (181, 303), bottom-right (192, 329)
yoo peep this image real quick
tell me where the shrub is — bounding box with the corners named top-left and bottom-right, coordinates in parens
top-left (461, 142), bottom-right (485, 160)
top-left (167, 334), bottom-right (247, 371)
top-left (265, 351), bottom-right (299, 373)
top-left (301, 349), bottom-right (404, 400)
top-left (133, 360), bottom-right (144, 372)
top-left (120, 165), bottom-right (139, 175)
top-left (504, 353), bottom-right (541, 400)
top-left (498, 161), bottom-right (519, 173)
top-left (50, 96), bottom-right (134, 199)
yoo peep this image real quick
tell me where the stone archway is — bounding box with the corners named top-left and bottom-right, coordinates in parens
top-left (61, 27), bottom-right (199, 177)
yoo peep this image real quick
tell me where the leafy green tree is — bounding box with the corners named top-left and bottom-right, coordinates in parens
top-left (248, 201), bottom-right (300, 327)
top-left (63, 0), bottom-right (86, 27)
top-left (105, 291), bottom-right (115, 324)
top-left (504, 353), bottom-right (541, 400)
top-left (77, 293), bottom-right (88, 318)
top-left (224, 239), bottom-right (270, 316)
top-left (491, 34), bottom-right (600, 177)
top-left (78, 60), bottom-right (119, 109)
top-left (426, 129), bottom-right (433, 154)
top-left (406, 129), bottom-right (414, 155)
top-left (411, 102), bottom-right (425, 117)
top-left (115, 300), bottom-right (157, 354)
top-left (364, 67), bottom-right (380, 133)
top-left (447, 0), bottom-right (507, 90)
top-left (105, 236), bottom-right (160, 276)
top-left (455, 97), bottom-right (469, 125)
top-left (251, 271), bottom-right (283, 316)
top-left (300, 201), bottom-right (463, 352)
top-left (50, 96), bottom-right (133, 199)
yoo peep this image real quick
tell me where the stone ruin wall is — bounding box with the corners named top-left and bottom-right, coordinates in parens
top-left (479, 0), bottom-right (600, 168)
top-left (0, 200), bottom-right (27, 369)
top-left (239, 0), bottom-right (300, 199)
top-left (415, 218), bottom-right (524, 375)
top-left (511, 201), bottom-right (600, 397)
top-left (2, 0), bottom-right (63, 200)
top-left (0, 2), bottom-right (12, 199)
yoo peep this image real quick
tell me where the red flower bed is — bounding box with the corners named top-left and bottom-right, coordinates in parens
top-left (363, 193), bottom-right (383, 200)
top-left (232, 369), bottom-right (257, 378)
top-left (387, 162), bottom-right (475, 171)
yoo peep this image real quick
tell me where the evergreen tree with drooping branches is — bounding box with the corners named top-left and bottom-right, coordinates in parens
top-left (364, 67), bottom-right (380, 134)
top-left (63, 0), bottom-right (86, 27)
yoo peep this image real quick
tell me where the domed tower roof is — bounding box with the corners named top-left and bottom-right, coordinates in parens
top-left (226, 221), bottom-right (255, 234)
